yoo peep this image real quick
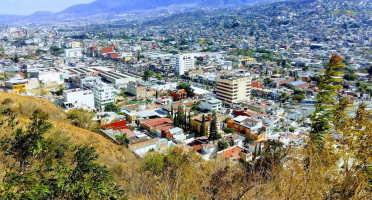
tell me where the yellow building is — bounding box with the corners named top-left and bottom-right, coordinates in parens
top-left (216, 76), bottom-right (251, 106)
top-left (191, 114), bottom-right (220, 136)
top-left (240, 57), bottom-right (256, 67)
top-left (4, 79), bottom-right (28, 94)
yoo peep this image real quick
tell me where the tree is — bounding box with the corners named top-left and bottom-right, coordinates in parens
top-left (0, 110), bottom-right (126, 199)
top-left (105, 103), bottom-right (120, 112)
top-left (119, 89), bottom-right (127, 99)
top-left (208, 111), bottom-right (218, 141)
top-left (291, 94), bottom-right (306, 103)
top-left (67, 109), bottom-right (95, 129)
top-left (156, 73), bottom-right (163, 81)
top-left (177, 82), bottom-right (195, 98)
top-left (243, 136), bottom-right (255, 147)
top-left (263, 78), bottom-right (274, 86)
top-left (115, 133), bottom-right (129, 146)
top-left (343, 73), bottom-right (358, 81)
top-left (200, 114), bottom-right (206, 136)
top-left (143, 70), bottom-right (154, 81)
top-left (218, 140), bottom-right (229, 151)
top-left (367, 66), bottom-right (372, 77)
top-left (13, 54), bottom-right (19, 63)
top-left (50, 45), bottom-right (64, 56)
top-left (223, 127), bottom-right (234, 134)
top-left (310, 54), bottom-right (346, 149)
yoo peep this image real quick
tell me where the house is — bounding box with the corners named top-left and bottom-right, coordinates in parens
top-left (200, 98), bottom-right (222, 112)
top-left (187, 136), bottom-right (217, 160)
top-left (191, 114), bottom-right (220, 137)
top-left (141, 118), bottom-right (174, 138)
top-left (3, 79), bottom-right (28, 94)
top-left (227, 116), bottom-right (267, 140)
top-left (96, 112), bottom-right (126, 125)
top-left (168, 89), bottom-right (187, 101)
top-left (101, 120), bottom-right (129, 131)
top-left (129, 137), bottom-right (174, 157)
top-left (217, 146), bottom-right (252, 161)
top-left (168, 127), bottom-right (186, 141)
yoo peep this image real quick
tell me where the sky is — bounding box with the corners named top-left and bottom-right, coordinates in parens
top-left (0, 0), bottom-right (95, 15)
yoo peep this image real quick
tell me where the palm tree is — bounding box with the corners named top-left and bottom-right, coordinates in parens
top-left (115, 133), bottom-right (129, 146)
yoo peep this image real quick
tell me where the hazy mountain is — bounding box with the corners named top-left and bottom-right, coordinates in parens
top-left (0, 0), bottom-right (277, 24)
top-left (58, 0), bottom-right (270, 17)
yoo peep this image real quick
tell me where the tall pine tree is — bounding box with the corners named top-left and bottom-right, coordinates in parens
top-left (200, 114), bottom-right (206, 136)
top-left (208, 111), bottom-right (218, 141)
top-left (310, 54), bottom-right (345, 149)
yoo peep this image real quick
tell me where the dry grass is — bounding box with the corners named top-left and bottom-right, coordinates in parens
top-left (0, 92), bottom-right (67, 121)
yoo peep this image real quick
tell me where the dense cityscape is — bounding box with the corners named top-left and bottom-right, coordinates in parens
top-left (0, 0), bottom-right (371, 199)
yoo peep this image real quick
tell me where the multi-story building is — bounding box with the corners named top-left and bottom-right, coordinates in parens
top-left (168, 89), bottom-right (187, 101)
top-left (216, 76), bottom-right (252, 106)
top-left (191, 114), bottom-right (221, 137)
top-left (227, 116), bottom-right (267, 141)
top-left (200, 98), bottom-right (222, 112)
top-left (175, 54), bottom-right (195, 75)
top-left (92, 83), bottom-right (115, 110)
top-left (127, 82), bottom-right (155, 99)
top-left (63, 89), bottom-right (95, 110)
top-left (65, 48), bottom-right (83, 58)
top-left (2, 79), bottom-right (28, 94)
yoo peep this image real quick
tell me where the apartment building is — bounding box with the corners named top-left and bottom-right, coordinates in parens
top-left (92, 83), bottom-right (115, 110)
top-left (216, 76), bottom-right (252, 106)
top-left (175, 54), bottom-right (195, 75)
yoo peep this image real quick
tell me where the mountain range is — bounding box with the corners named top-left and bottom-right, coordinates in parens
top-left (0, 0), bottom-right (278, 24)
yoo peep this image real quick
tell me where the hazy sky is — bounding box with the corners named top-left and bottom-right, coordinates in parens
top-left (0, 0), bottom-right (95, 15)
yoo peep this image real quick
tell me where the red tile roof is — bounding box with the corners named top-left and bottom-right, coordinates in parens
top-left (101, 46), bottom-right (114, 54)
top-left (142, 118), bottom-right (173, 133)
top-left (110, 53), bottom-right (119, 59)
top-left (220, 146), bottom-right (243, 160)
top-left (102, 120), bottom-right (129, 131)
top-left (251, 81), bottom-right (263, 89)
top-left (278, 78), bottom-right (295, 85)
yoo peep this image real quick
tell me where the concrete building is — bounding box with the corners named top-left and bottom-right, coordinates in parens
top-left (227, 116), bottom-right (267, 141)
top-left (99, 71), bottom-right (141, 85)
top-left (126, 82), bottom-right (155, 98)
top-left (65, 48), bottom-right (83, 58)
top-left (29, 69), bottom-right (64, 85)
top-left (63, 89), bottom-right (95, 110)
top-left (216, 76), bottom-right (252, 106)
top-left (200, 98), bottom-right (222, 112)
top-left (175, 54), bottom-right (195, 75)
top-left (3, 79), bottom-right (28, 94)
top-left (92, 83), bottom-right (115, 110)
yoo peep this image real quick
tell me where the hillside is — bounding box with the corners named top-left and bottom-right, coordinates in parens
top-left (0, 93), bottom-right (140, 197)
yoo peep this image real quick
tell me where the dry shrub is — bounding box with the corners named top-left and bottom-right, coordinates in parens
top-left (20, 102), bottom-right (41, 117)
top-left (1, 98), bottom-right (13, 105)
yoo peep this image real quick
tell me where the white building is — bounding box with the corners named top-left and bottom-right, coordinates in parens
top-left (169, 127), bottom-right (186, 142)
top-left (63, 89), bottom-right (95, 110)
top-left (200, 98), bottom-right (223, 112)
top-left (38, 71), bottom-right (64, 85)
top-left (92, 83), bottom-right (115, 110)
top-left (98, 71), bottom-right (141, 85)
top-left (65, 48), bottom-right (83, 59)
top-left (175, 54), bottom-right (195, 75)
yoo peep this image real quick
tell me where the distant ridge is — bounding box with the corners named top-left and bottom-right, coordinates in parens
top-left (0, 0), bottom-right (276, 24)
